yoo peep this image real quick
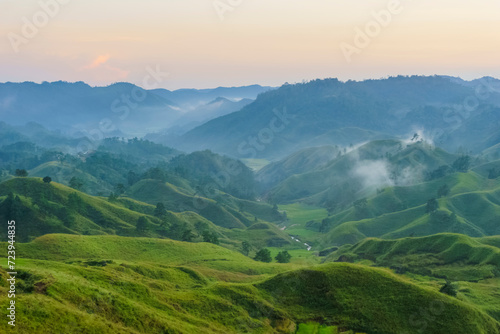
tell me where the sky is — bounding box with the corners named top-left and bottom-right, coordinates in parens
top-left (1, 0), bottom-right (499, 90)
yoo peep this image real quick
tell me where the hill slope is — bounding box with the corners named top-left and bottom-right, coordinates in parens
top-left (1, 234), bottom-right (499, 333)
top-left (0, 177), bottom-right (207, 241)
top-left (325, 233), bottom-right (500, 281)
top-left (267, 140), bottom-right (457, 207)
top-left (319, 172), bottom-right (500, 246)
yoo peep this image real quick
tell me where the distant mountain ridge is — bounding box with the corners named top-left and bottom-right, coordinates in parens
top-left (177, 76), bottom-right (500, 159)
top-left (0, 81), bottom-right (273, 138)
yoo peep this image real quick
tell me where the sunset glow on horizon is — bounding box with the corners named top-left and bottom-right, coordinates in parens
top-left (1, 0), bottom-right (499, 89)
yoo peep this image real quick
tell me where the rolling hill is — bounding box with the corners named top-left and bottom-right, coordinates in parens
top-left (257, 145), bottom-right (341, 189)
top-left (318, 171), bottom-right (500, 246)
top-left (0, 177), bottom-right (203, 241)
top-left (265, 139), bottom-right (458, 208)
top-left (0, 177), bottom-right (291, 251)
top-left (1, 234), bottom-right (499, 333)
top-left (325, 233), bottom-right (500, 281)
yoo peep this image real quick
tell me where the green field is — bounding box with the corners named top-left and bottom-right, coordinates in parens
top-left (278, 203), bottom-right (329, 244)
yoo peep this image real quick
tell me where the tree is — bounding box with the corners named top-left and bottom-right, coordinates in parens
top-left (452, 155), bottom-right (471, 173)
top-left (282, 211), bottom-right (288, 222)
top-left (427, 165), bottom-right (451, 181)
top-left (241, 241), bottom-right (251, 256)
top-left (114, 183), bottom-right (125, 196)
top-left (154, 203), bottom-right (167, 218)
top-left (43, 176), bottom-right (52, 184)
top-left (202, 231), bottom-right (219, 245)
top-left (439, 280), bottom-right (457, 297)
top-left (143, 167), bottom-right (165, 181)
top-left (136, 216), bottom-right (149, 232)
top-left (488, 168), bottom-right (500, 179)
top-left (2, 192), bottom-right (24, 220)
top-left (15, 169), bottom-right (28, 177)
top-left (108, 193), bottom-right (118, 202)
top-left (354, 198), bottom-right (369, 219)
top-left (426, 198), bottom-right (439, 213)
top-left (320, 218), bottom-right (331, 233)
top-left (127, 170), bottom-right (140, 186)
top-left (69, 177), bottom-right (83, 190)
top-left (275, 250), bottom-right (292, 263)
top-left (437, 184), bottom-right (450, 198)
top-left (181, 228), bottom-right (195, 242)
top-left (68, 193), bottom-right (84, 211)
top-left (254, 248), bottom-right (272, 263)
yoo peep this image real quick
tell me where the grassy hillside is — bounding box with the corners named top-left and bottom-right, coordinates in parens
top-left (267, 140), bottom-right (458, 208)
top-left (472, 159), bottom-right (500, 178)
top-left (29, 161), bottom-right (114, 195)
top-left (0, 177), bottom-right (292, 253)
top-left (325, 233), bottom-right (500, 281)
top-left (1, 235), bottom-right (499, 333)
top-left (127, 179), bottom-right (247, 229)
top-left (260, 263), bottom-right (500, 334)
top-left (318, 172), bottom-right (500, 246)
top-left (0, 177), bottom-right (153, 241)
top-left (127, 179), bottom-right (284, 229)
top-left (257, 146), bottom-right (340, 189)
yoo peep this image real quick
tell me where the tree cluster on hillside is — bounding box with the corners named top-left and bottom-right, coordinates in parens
top-left (426, 198), bottom-right (439, 213)
top-left (253, 248), bottom-right (292, 263)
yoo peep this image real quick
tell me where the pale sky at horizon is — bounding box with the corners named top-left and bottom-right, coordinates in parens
top-left (1, 0), bottom-right (499, 90)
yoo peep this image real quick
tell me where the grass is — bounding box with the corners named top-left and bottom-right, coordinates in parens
top-left (325, 233), bottom-right (500, 281)
top-left (127, 179), bottom-right (246, 229)
top-left (0, 177), bottom-right (293, 255)
top-left (258, 263), bottom-right (500, 334)
top-left (2, 234), bottom-right (299, 277)
top-left (1, 234), bottom-right (498, 333)
top-left (278, 203), bottom-right (329, 244)
top-left (317, 172), bottom-right (500, 247)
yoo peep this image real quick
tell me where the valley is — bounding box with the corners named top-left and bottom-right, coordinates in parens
top-left (1, 76), bottom-right (500, 333)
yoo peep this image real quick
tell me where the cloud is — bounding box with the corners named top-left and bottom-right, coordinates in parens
top-left (353, 159), bottom-right (394, 190)
top-left (80, 54), bottom-right (130, 82)
top-left (84, 54), bottom-right (111, 69)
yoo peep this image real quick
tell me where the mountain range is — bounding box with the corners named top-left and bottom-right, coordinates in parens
top-left (177, 76), bottom-right (500, 159)
top-left (2, 75), bottom-right (500, 333)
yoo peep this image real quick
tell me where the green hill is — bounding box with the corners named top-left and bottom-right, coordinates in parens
top-left (127, 179), bottom-right (285, 228)
top-left (1, 234), bottom-right (499, 333)
top-left (318, 172), bottom-right (500, 246)
top-left (482, 143), bottom-right (500, 161)
top-left (266, 140), bottom-right (458, 208)
top-left (0, 177), bottom-right (291, 251)
top-left (29, 161), bottom-right (114, 195)
top-left (472, 159), bottom-right (500, 179)
top-left (127, 179), bottom-right (247, 229)
top-left (325, 233), bottom-right (500, 281)
top-left (167, 150), bottom-right (257, 200)
top-left (258, 263), bottom-right (500, 334)
top-left (257, 145), bottom-right (340, 189)
top-left (0, 177), bottom-right (207, 242)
